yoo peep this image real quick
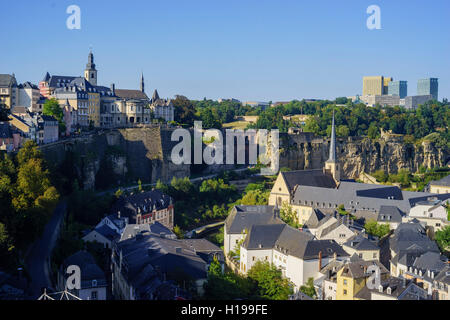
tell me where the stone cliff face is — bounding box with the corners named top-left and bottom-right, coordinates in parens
top-left (279, 132), bottom-right (448, 179)
top-left (40, 127), bottom-right (190, 190)
top-left (40, 128), bottom-right (448, 190)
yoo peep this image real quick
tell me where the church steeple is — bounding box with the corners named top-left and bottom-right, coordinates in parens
top-left (328, 110), bottom-right (337, 162)
top-left (84, 50), bottom-right (97, 86)
top-left (140, 73), bottom-right (145, 93)
top-left (325, 110), bottom-right (340, 183)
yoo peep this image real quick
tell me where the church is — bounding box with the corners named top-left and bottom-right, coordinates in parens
top-left (269, 113), bottom-right (450, 226)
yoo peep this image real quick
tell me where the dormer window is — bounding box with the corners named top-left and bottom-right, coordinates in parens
top-left (92, 279), bottom-right (97, 287)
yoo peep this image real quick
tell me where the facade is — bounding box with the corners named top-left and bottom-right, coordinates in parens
top-left (111, 232), bottom-right (222, 299)
top-left (37, 115), bottom-right (58, 144)
top-left (0, 74), bottom-right (18, 109)
top-left (110, 190), bottom-right (174, 230)
top-left (361, 94), bottom-right (401, 107)
top-left (342, 234), bottom-right (380, 261)
top-left (362, 76), bottom-right (384, 96)
top-left (58, 251), bottom-right (108, 300)
top-left (407, 199), bottom-right (449, 231)
top-left (428, 175), bottom-right (450, 194)
top-left (17, 82), bottom-right (40, 111)
top-left (336, 260), bottom-right (390, 300)
top-left (417, 78), bottom-right (438, 101)
top-left (404, 95), bottom-right (433, 109)
top-left (388, 80), bottom-right (407, 98)
top-left (150, 89), bottom-right (174, 122)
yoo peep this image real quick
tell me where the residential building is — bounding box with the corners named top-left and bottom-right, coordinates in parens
top-left (0, 74), bottom-right (18, 109)
top-left (342, 234), bottom-right (380, 262)
top-left (336, 260), bottom-right (390, 300)
top-left (114, 87), bottom-right (151, 126)
top-left (417, 78), bottom-right (438, 101)
top-left (110, 190), bottom-right (174, 230)
top-left (377, 205), bottom-right (404, 229)
top-left (355, 277), bottom-right (429, 300)
top-left (389, 221), bottom-right (441, 277)
top-left (0, 122), bottom-right (15, 152)
top-left (239, 221), bottom-right (349, 290)
top-left (433, 265), bottom-right (450, 300)
top-left (388, 80), bottom-right (408, 98)
top-left (37, 115), bottom-right (58, 144)
top-left (406, 198), bottom-right (449, 231)
top-left (57, 251), bottom-right (108, 300)
top-left (8, 112), bottom-right (38, 143)
top-left (17, 82), bottom-right (40, 112)
top-left (111, 232), bottom-right (222, 299)
top-left (150, 89), bottom-right (174, 122)
top-left (428, 175), bottom-right (450, 194)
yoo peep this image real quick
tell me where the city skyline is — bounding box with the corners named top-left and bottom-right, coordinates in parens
top-left (1, 0), bottom-right (449, 101)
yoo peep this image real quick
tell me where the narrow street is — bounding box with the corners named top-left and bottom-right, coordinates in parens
top-left (25, 200), bottom-right (67, 299)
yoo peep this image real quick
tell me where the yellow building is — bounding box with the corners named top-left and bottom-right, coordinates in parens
top-left (363, 76), bottom-right (393, 96)
top-left (0, 74), bottom-right (18, 109)
top-left (336, 260), bottom-right (390, 300)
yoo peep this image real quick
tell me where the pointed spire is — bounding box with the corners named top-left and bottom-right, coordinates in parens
top-left (140, 72), bottom-right (145, 93)
top-left (328, 110), bottom-right (336, 162)
top-left (42, 72), bottom-right (51, 82)
top-left (152, 89), bottom-right (160, 101)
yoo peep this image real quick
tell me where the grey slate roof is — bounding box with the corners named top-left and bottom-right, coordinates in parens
top-left (94, 225), bottom-right (120, 241)
top-left (412, 251), bottom-right (448, 274)
top-left (111, 190), bottom-right (172, 223)
top-left (242, 222), bottom-right (346, 260)
top-left (225, 205), bottom-right (282, 234)
top-left (281, 169), bottom-right (337, 192)
top-left (115, 89), bottom-right (149, 101)
top-left (340, 260), bottom-right (389, 279)
top-left (292, 180), bottom-right (449, 214)
top-left (378, 205), bottom-right (404, 223)
top-left (389, 222), bottom-right (440, 254)
top-left (117, 233), bottom-right (218, 283)
top-left (355, 277), bottom-right (425, 300)
top-left (62, 251), bottom-right (107, 289)
top-left (430, 174), bottom-right (450, 187)
top-left (0, 74), bottom-right (17, 87)
top-left (343, 234), bottom-right (379, 251)
top-left (434, 265), bottom-right (450, 285)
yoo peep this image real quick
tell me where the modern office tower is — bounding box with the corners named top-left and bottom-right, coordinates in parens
top-left (363, 76), bottom-right (393, 96)
top-left (363, 76), bottom-right (383, 96)
top-left (417, 78), bottom-right (438, 101)
top-left (388, 81), bottom-right (408, 98)
top-left (383, 77), bottom-right (393, 95)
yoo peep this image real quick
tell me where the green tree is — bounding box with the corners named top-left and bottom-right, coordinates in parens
top-left (138, 179), bottom-right (143, 192)
top-left (43, 98), bottom-right (64, 132)
top-left (299, 277), bottom-right (317, 299)
top-left (435, 226), bottom-right (450, 253)
top-left (280, 202), bottom-right (300, 228)
top-left (247, 261), bottom-right (293, 300)
top-left (364, 219), bottom-right (390, 238)
top-left (173, 225), bottom-right (184, 239)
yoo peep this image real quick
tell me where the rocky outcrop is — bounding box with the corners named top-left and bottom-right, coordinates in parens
top-left (40, 128), bottom-right (448, 190)
top-left (279, 132), bottom-right (448, 179)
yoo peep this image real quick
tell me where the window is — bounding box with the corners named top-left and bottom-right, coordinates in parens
top-left (373, 253), bottom-right (377, 258)
top-left (91, 291), bottom-right (98, 300)
top-left (265, 256), bottom-right (268, 261)
top-left (343, 289), bottom-right (347, 295)
top-left (343, 280), bottom-right (347, 285)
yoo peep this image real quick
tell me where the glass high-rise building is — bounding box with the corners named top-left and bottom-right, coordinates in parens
top-left (388, 81), bottom-right (408, 98)
top-left (417, 78), bottom-right (438, 101)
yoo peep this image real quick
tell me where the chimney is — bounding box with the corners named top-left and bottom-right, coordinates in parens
top-left (333, 252), bottom-right (337, 261)
top-left (318, 251), bottom-right (323, 270)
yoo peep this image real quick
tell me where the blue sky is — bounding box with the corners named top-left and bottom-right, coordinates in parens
top-left (0, 0), bottom-right (449, 101)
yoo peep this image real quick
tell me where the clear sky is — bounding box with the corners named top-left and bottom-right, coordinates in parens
top-left (1, 0), bottom-right (449, 101)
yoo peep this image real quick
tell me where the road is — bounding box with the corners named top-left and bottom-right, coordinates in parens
top-left (185, 221), bottom-right (225, 239)
top-left (25, 200), bottom-right (67, 298)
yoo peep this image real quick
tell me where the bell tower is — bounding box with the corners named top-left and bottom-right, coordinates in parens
top-left (324, 111), bottom-right (340, 183)
top-left (84, 50), bottom-right (97, 86)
